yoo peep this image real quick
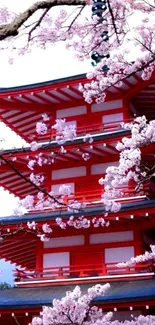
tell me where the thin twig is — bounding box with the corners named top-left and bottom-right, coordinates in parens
top-left (0, 153), bottom-right (65, 207)
top-left (13, 315), bottom-right (21, 325)
top-left (106, 0), bottom-right (120, 44)
top-left (28, 8), bottom-right (50, 41)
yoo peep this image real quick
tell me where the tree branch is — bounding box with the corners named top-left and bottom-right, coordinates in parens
top-left (106, 0), bottom-right (120, 44)
top-left (0, 0), bottom-right (86, 41)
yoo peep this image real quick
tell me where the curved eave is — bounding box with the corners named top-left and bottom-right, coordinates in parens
top-left (2, 129), bottom-right (130, 155)
top-left (0, 279), bottom-right (155, 309)
top-left (0, 199), bottom-right (155, 225)
top-left (0, 74), bottom-right (86, 95)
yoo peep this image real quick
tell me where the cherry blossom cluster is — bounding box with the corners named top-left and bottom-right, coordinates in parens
top-left (31, 283), bottom-right (111, 325)
top-left (0, 6), bottom-right (15, 24)
top-left (117, 245), bottom-right (155, 268)
top-left (36, 114), bottom-right (77, 145)
top-left (78, 1), bottom-right (155, 103)
top-left (28, 115), bottom-right (77, 170)
top-left (21, 191), bottom-right (109, 233)
top-left (31, 283), bottom-right (155, 325)
top-left (28, 117), bottom-right (93, 172)
top-left (100, 116), bottom-right (155, 212)
top-left (27, 220), bottom-right (52, 242)
top-left (52, 118), bottom-right (77, 144)
top-left (1, 0), bottom-right (154, 104)
top-left (56, 214), bottom-right (109, 230)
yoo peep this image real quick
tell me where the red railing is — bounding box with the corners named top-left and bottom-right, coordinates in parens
top-left (52, 184), bottom-right (149, 209)
top-left (30, 184), bottom-right (149, 214)
top-left (67, 184), bottom-right (149, 204)
top-left (14, 260), bottom-right (154, 283)
top-left (36, 119), bottom-right (132, 141)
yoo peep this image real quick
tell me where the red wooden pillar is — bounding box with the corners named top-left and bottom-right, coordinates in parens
top-left (123, 98), bottom-right (131, 121)
top-left (24, 315), bottom-right (33, 325)
top-left (134, 230), bottom-right (143, 256)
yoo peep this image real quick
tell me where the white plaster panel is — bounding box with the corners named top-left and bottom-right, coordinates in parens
top-left (102, 112), bottom-right (123, 124)
top-left (51, 182), bottom-right (75, 195)
top-left (105, 246), bottom-right (134, 263)
top-left (56, 105), bottom-right (87, 118)
top-left (64, 120), bottom-right (77, 127)
top-left (91, 99), bottom-right (123, 112)
top-left (90, 231), bottom-right (133, 245)
top-left (43, 252), bottom-right (69, 268)
top-left (91, 162), bottom-right (118, 175)
top-left (44, 235), bottom-right (84, 248)
top-left (52, 166), bottom-right (86, 180)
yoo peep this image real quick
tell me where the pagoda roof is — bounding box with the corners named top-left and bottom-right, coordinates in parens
top-left (0, 74), bottom-right (86, 93)
top-left (0, 278), bottom-right (155, 309)
top-left (0, 74), bottom-right (88, 142)
top-left (0, 199), bottom-right (155, 225)
top-left (0, 199), bottom-right (154, 269)
top-left (0, 71), bottom-right (155, 142)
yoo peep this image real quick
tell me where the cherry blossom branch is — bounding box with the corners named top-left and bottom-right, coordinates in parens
top-left (117, 245), bottom-right (155, 267)
top-left (31, 283), bottom-right (155, 325)
top-left (106, 0), bottom-right (120, 44)
top-left (28, 7), bottom-right (50, 42)
top-left (67, 6), bottom-right (84, 32)
top-left (0, 153), bottom-right (66, 207)
top-left (142, 0), bottom-right (155, 9)
top-left (0, 0), bottom-right (86, 41)
top-left (13, 315), bottom-right (21, 325)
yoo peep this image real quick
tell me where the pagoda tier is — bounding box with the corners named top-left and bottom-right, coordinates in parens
top-left (0, 129), bottom-right (129, 199)
top-left (0, 72), bottom-right (155, 143)
top-left (0, 129), bottom-right (154, 202)
top-left (0, 200), bottom-right (155, 279)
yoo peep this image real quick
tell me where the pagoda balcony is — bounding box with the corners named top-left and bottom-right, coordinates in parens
top-left (64, 184), bottom-right (149, 206)
top-left (14, 260), bottom-right (155, 287)
top-left (36, 119), bottom-right (132, 142)
top-left (30, 184), bottom-right (149, 214)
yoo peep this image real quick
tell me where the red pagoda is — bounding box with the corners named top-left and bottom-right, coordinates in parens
top-left (0, 72), bottom-right (155, 324)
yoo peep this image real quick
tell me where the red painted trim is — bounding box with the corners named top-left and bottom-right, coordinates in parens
top-left (42, 240), bottom-right (135, 255)
top-left (134, 230), bottom-right (143, 256)
top-left (96, 299), bottom-right (155, 309)
top-left (36, 239), bottom-right (43, 271)
top-left (125, 71), bottom-right (155, 99)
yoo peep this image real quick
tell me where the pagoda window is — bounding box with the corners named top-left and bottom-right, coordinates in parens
top-left (91, 99), bottom-right (123, 112)
top-left (52, 166), bottom-right (86, 180)
top-left (91, 162), bottom-right (118, 175)
top-left (89, 231), bottom-right (134, 245)
top-left (44, 235), bottom-right (84, 248)
top-left (56, 105), bottom-right (87, 118)
top-left (51, 182), bottom-right (75, 195)
top-left (102, 112), bottom-right (123, 125)
top-left (63, 120), bottom-right (77, 127)
top-left (105, 246), bottom-right (134, 264)
top-left (43, 252), bottom-right (70, 276)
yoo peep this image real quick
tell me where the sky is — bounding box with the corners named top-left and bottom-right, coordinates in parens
top-left (0, 0), bottom-right (91, 284)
